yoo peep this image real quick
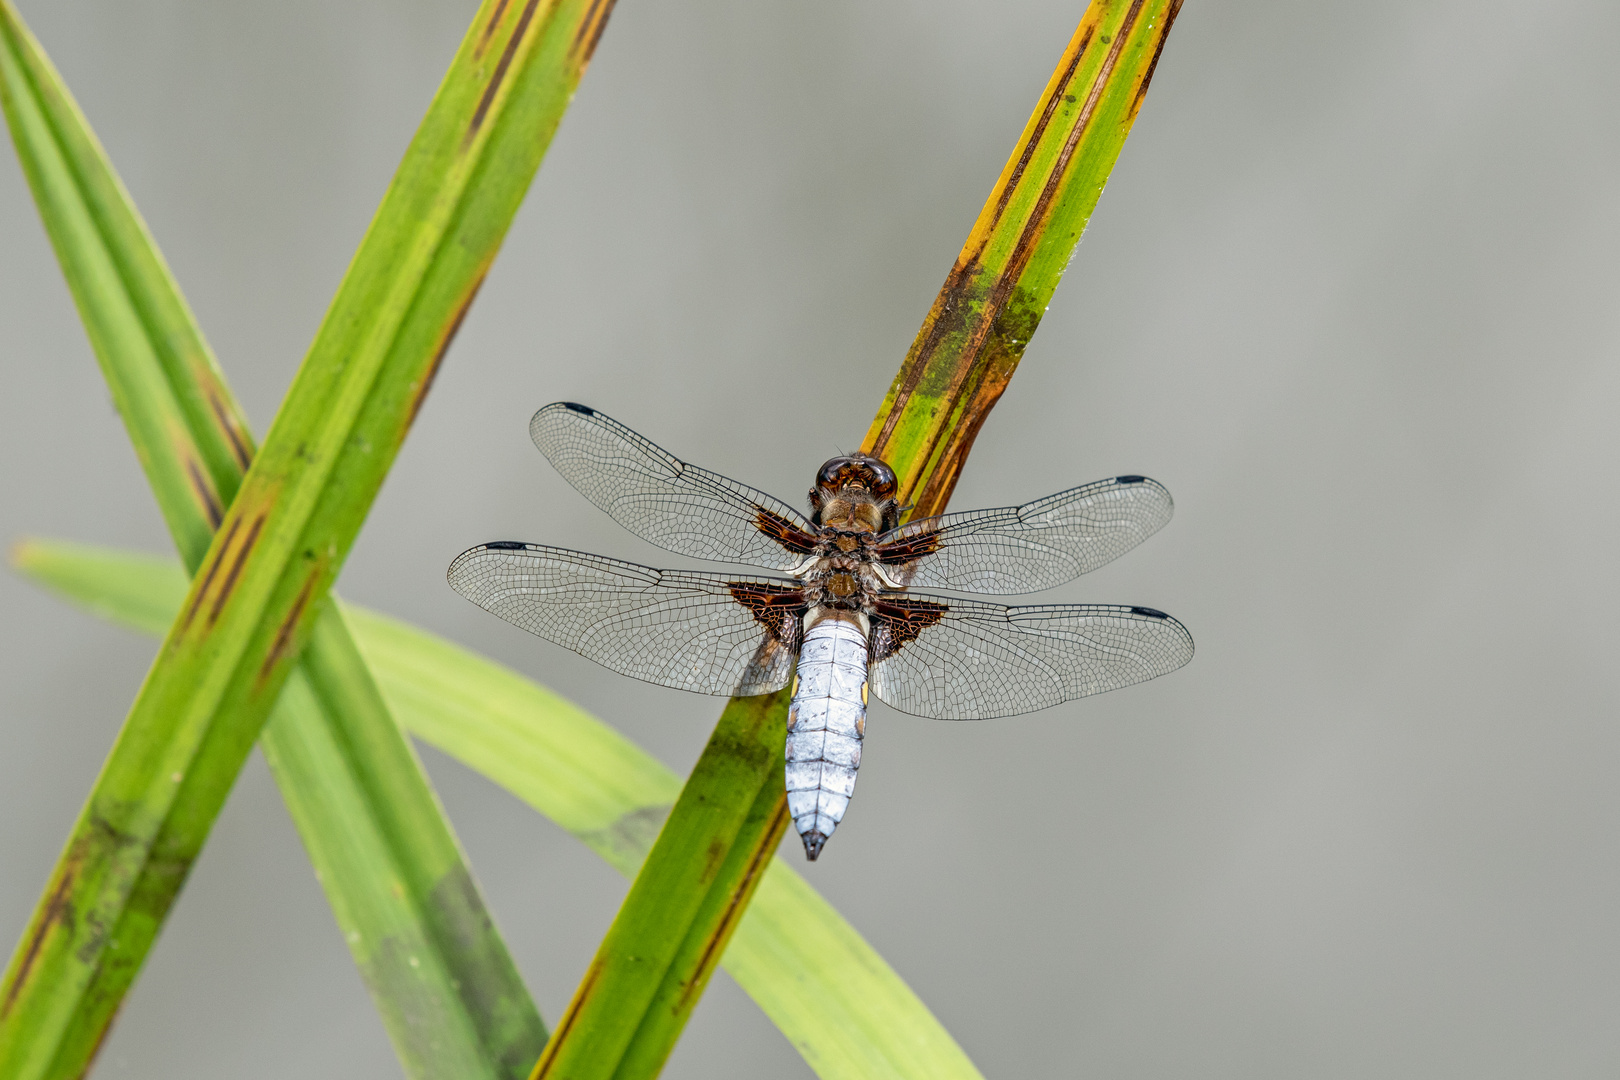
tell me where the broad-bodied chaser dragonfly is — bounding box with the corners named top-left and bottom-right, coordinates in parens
top-left (449, 403), bottom-right (1193, 860)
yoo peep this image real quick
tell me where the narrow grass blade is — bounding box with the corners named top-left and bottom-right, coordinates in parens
top-left (0, 7), bottom-right (547, 1071)
top-left (0, 1), bottom-right (618, 1074)
top-left (13, 538), bottom-right (985, 1080)
top-left (0, 3), bottom-right (553, 1074)
top-left (536, 2), bottom-right (1188, 1074)
top-left (863, 0), bottom-right (1185, 519)
top-left (529, 691), bottom-right (791, 1080)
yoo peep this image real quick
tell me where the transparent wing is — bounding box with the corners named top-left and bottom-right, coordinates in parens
top-left (868, 593), bottom-right (1193, 720)
top-left (447, 542), bottom-right (802, 697)
top-left (530, 402), bottom-right (818, 570)
top-left (874, 475), bottom-right (1174, 595)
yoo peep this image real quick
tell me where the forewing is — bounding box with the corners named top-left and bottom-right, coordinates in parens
top-left (868, 593), bottom-right (1193, 720)
top-left (447, 542), bottom-right (804, 697)
top-left (874, 475), bottom-right (1174, 594)
top-left (530, 402), bottom-right (818, 569)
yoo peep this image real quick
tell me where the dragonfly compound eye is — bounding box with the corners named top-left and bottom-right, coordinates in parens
top-left (816, 455), bottom-right (898, 498)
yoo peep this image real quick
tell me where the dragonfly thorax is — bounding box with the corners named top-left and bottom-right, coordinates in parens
top-left (809, 454), bottom-right (902, 533)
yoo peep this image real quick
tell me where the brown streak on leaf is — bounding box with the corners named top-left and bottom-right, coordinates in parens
top-left (910, 399), bottom-right (991, 520)
top-left (1131, 0), bottom-right (1184, 120)
top-left (207, 390), bottom-right (253, 473)
top-left (0, 863), bottom-right (76, 1021)
top-left (674, 793), bottom-right (789, 1016)
top-left (896, 0), bottom-right (1149, 516)
top-left (912, 350), bottom-right (1020, 518)
top-left (467, 0), bottom-right (541, 143)
top-left (866, 255), bottom-right (978, 459)
top-left (407, 269), bottom-right (487, 431)
top-left (256, 567), bottom-right (319, 688)
top-left (987, 23), bottom-right (1092, 234)
top-left (530, 959), bottom-right (603, 1080)
top-left (570, 0), bottom-right (603, 54)
top-left (475, 0), bottom-right (510, 58)
top-left (180, 514), bottom-right (241, 632)
top-left (578, 0), bottom-right (618, 64)
top-left (569, 0), bottom-right (610, 61)
top-left (185, 457), bottom-right (223, 530)
top-left (81, 1002), bottom-right (125, 1078)
top-left (207, 512), bottom-right (266, 627)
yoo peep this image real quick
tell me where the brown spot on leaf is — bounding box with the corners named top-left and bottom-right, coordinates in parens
top-left (701, 838), bottom-right (727, 884)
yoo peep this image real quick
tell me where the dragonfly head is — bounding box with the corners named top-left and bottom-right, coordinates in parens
top-left (810, 454), bottom-right (900, 533)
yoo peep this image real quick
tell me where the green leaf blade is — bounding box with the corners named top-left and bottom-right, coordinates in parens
top-left (536, 1), bottom-right (1187, 1073)
top-left (0, 0), bottom-right (622, 1072)
top-left (15, 539), bottom-right (983, 1080)
top-left (862, 0), bottom-right (1185, 520)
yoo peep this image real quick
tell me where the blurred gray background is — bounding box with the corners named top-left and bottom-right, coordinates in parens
top-left (3, 0), bottom-right (1617, 1076)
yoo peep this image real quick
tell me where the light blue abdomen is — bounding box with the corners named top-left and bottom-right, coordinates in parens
top-left (786, 618), bottom-right (868, 860)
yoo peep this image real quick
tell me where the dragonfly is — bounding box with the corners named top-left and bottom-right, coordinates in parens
top-left (449, 403), bottom-right (1193, 860)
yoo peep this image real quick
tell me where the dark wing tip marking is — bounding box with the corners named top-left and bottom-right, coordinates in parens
top-left (1114, 474), bottom-right (1148, 485)
top-left (482, 540), bottom-right (532, 550)
top-left (560, 401), bottom-right (596, 415)
top-left (1130, 605), bottom-right (1169, 618)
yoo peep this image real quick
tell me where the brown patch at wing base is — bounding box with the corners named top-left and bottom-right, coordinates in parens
top-left (873, 527), bottom-right (943, 566)
top-left (728, 582), bottom-right (807, 650)
top-left (753, 508), bottom-right (820, 555)
top-left (869, 596), bottom-right (949, 661)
